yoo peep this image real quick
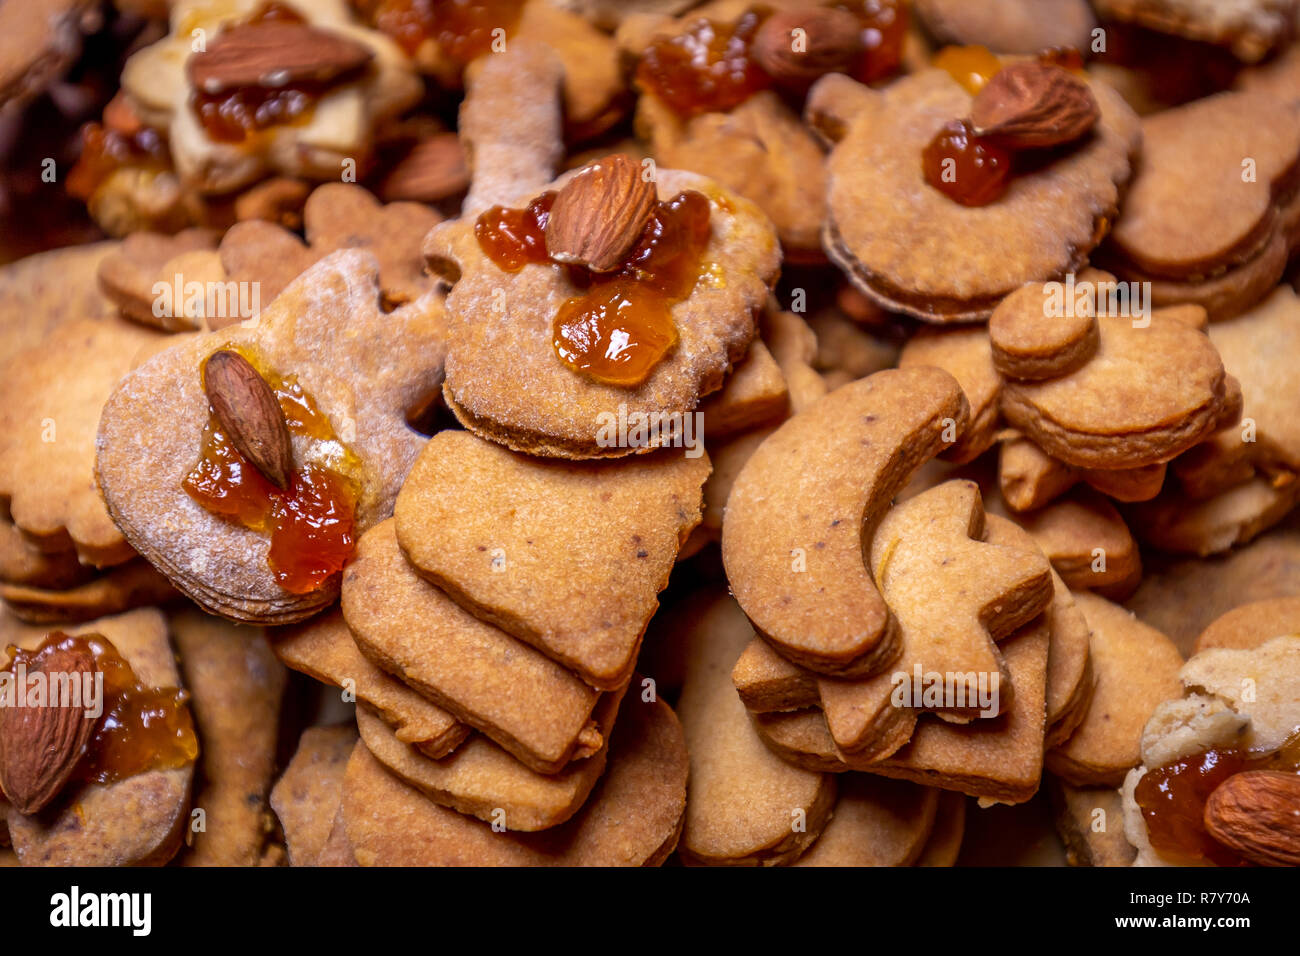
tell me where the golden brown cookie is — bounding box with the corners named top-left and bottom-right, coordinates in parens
top-left (989, 273), bottom-right (1102, 382)
top-left (1050, 778), bottom-right (1137, 867)
top-left (97, 230), bottom-right (222, 330)
top-left (0, 317), bottom-right (164, 567)
top-left (270, 724), bottom-right (358, 867)
top-left (1127, 473), bottom-right (1300, 556)
top-left (341, 695), bottom-right (688, 866)
top-left (220, 184), bottom-right (442, 308)
top-left (914, 0), bottom-right (1098, 55)
top-left (0, 559), bottom-right (176, 625)
top-left (811, 66), bottom-right (1140, 321)
top-left (272, 609), bottom-right (466, 759)
top-left (394, 430), bottom-right (708, 690)
top-left (0, 242), bottom-right (115, 367)
top-left (4, 608), bottom-right (196, 866)
top-left (96, 251), bottom-right (448, 624)
top-left (426, 45), bottom-right (780, 459)
top-left (1194, 596), bottom-right (1300, 653)
top-left (1103, 90), bottom-right (1300, 318)
top-left (1046, 593), bottom-right (1184, 786)
top-left (172, 608), bottom-right (285, 866)
top-left (676, 592), bottom-right (835, 866)
top-left (723, 368), bottom-right (969, 676)
top-left (793, 776), bottom-right (940, 867)
top-left (898, 326), bottom-right (1001, 463)
top-left (1092, 0), bottom-right (1297, 62)
top-left (342, 520), bottom-right (604, 775)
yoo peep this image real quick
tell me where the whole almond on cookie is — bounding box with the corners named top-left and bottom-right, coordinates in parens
top-left (752, 8), bottom-right (863, 90)
top-left (545, 154), bottom-right (655, 273)
top-left (187, 21), bottom-right (373, 94)
top-left (202, 350), bottom-right (294, 490)
top-left (0, 644), bottom-right (98, 815)
top-left (971, 61), bottom-right (1099, 149)
top-left (1204, 770), bottom-right (1300, 866)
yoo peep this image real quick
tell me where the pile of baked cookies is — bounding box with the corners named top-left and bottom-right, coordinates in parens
top-left (0, 0), bottom-right (1297, 868)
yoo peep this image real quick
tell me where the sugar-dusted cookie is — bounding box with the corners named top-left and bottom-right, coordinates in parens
top-left (394, 430), bottom-right (708, 690)
top-left (723, 368), bottom-right (969, 676)
top-left (97, 251), bottom-right (448, 624)
top-left (676, 592), bottom-right (835, 866)
top-left (0, 317), bottom-right (164, 567)
top-left (273, 609), bottom-right (466, 759)
top-left (425, 43), bottom-right (780, 458)
top-left (172, 608), bottom-right (285, 866)
top-left (1046, 593), bottom-right (1183, 786)
top-left (793, 776), bottom-right (940, 867)
top-left (810, 60), bottom-right (1140, 321)
top-left (270, 724), bottom-right (358, 867)
top-left (220, 184), bottom-right (441, 308)
top-left (342, 520), bottom-right (604, 775)
top-left (341, 696), bottom-right (688, 866)
top-left (1121, 634), bottom-right (1300, 866)
top-left (3, 608), bottom-right (197, 866)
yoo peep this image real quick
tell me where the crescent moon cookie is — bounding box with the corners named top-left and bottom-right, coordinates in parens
top-left (96, 250), bottom-right (449, 624)
top-left (809, 54), bottom-right (1141, 322)
top-left (424, 43), bottom-right (781, 459)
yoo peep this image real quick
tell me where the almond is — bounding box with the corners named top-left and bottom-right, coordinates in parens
top-left (0, 645), bottom-right (98, 815)
top-left (545, 154), bottom-right (656, 274)
top-left (1204, 770), bottom-right (1300, 867)
top-left (202, 350), bottom-right (294, 490)
top-left (970, 61), bottom-right (1099, 149)
top-left (187, 21), bottom-right (373, 95)
top-left (752, 8), bottom-right (864, 90)
top-left (379, 133), bottom-right (470, 204)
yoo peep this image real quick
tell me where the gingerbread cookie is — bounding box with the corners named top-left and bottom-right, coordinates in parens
top-left (342, 520), bottom-right (604, 775)
top-left (723, 368), bottom-right (969, 676)
top-left (97, 250), bottom-right (448, 623)
top-left (793, 776), bottom-right (940, 868)
top-left (898, 325), bottom-right (1001, 463)
top-left (0, 316), bottom-right (164, 567)
top-left (273, 609), bottom-right (466, 759)
top-left (425, 43), bottom-right (780, 458)
top-left (394, 430), bottom-right (707, 690)
top-left (810, 58), bottom-right (1140, 321)
top-left (341, 695), bottom-right (688, 866)
top-left (0, 243), bottom-right (114, 366)
top-left (172, 608), bottom-right (286, 866)
top-left (1102, 90), bottom-right (1300, 319)
top-left (676, 592), bottom-right (835, 866)
top-left (1046, 592), bottom-right (1183, 787)
top-left (270, 723), bottom-right (358, 867)
top-left (96, 229), bottom-right (222, 331)
top-left (0, 559), bottom-right (176, 626)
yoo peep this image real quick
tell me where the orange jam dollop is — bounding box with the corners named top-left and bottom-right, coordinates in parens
top-left (1134, 732), bottom-right (1300, 866)
top-left (3, 632), bottom-right (197, 787)
top-left (922, 118), bottom-right (1012, 207)
top-left (182, 352), bottom-right (360, 594)
top-left (835, 0), bottom-right (908, 85)
top-left (636, 11), bottom-right (771, 118)
top-left (191, 3), bottom-right (362, 143)
top-left (1038, 45), bottom-right (1086, 72)
top-left (474, 189), bottom-right (712, 387)
top-left (932, 44), bottom-right (1003, 95)
top-left (353, 0), bottom-right (524, 61)
top-left (66, 121), bottom-right (171, 201)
